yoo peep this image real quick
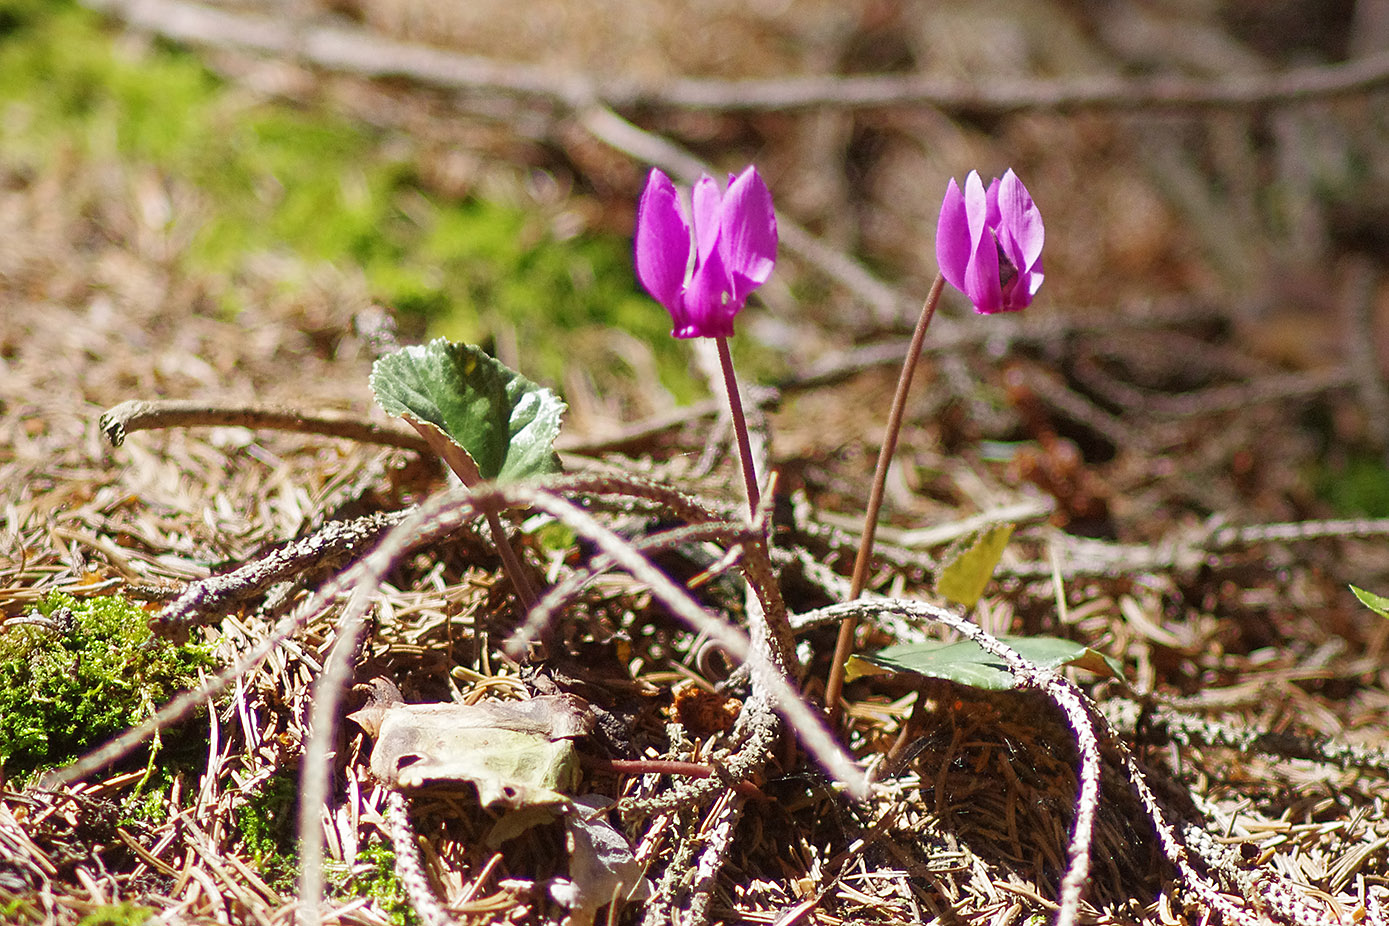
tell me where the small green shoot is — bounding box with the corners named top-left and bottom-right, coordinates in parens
top-left (935, 522), bottom-right (1015, 608)
top-left (1350, 585), bottom-right (1389, 619)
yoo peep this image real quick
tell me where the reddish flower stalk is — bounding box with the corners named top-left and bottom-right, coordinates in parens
top-left (824, 275), bottom-right (944, 726)
top-left (825, 169), bottom-right (1044, 728)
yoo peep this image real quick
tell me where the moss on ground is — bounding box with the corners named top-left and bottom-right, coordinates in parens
top-left (236, 769), bottom-right (300, 894)
top-left (75, 903), bottom-right (155, 926)
top-left (348, 842), bottom-right (416, 926)
top-left (0, 591), bottom-right (214, 778)
top-left (233, 767), bottom-right (414, 924)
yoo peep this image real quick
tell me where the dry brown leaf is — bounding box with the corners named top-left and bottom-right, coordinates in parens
top-left (349, 680), bottom-right (593, 808)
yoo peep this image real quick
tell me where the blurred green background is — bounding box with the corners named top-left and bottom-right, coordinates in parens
top-left (0, 0), bottom-right (712, 399)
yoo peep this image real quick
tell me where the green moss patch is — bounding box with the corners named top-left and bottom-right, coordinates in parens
top-left (0, 591), bottom-right (214, 777)
top-left (348, 842), bottom-right (416, 926)
top-left (76, 903), bottom-right (155, 926)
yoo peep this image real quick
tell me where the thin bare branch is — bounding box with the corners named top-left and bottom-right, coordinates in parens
top-left (683, 790), bottom-right (745, 926)
top-left (502, 485), bottom-right (868, 798)
top-left (85, 0), bottom-right (1389, 116)
top-left (100, 398), bottom-right (432, 454)
top-left (44, 495), bottom-right (488, 789)
top-left (1006, 515), bottom-right (1389, 579)
top-left (149, 510), bottom-right (413, 641)
top-left (296, 587), bottom-right (374, 926)
top-left (638, 54), bottom-right (1389, 114)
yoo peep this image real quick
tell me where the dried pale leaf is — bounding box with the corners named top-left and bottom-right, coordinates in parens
top-left (349, 694), bottom-right (593, 808)
top-left (548, 795), bottom-right (650, 926)
top-left (935, 522), bottom-right (1014, 607)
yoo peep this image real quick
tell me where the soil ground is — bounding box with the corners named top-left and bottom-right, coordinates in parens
top-left (3, 1), bottom-right (1389, 924)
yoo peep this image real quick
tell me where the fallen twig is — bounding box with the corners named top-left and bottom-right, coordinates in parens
top-left (385, 790), bottom-right (456, 926)
top-left (1101, 698), bottom-right (1389, 776)
top-left (683, 788), bottom-right (746, 926)
top-left (796, 597), bottom-right (1106, 926)
top-left (85, 0), bottom-right (1389, 116)
top-left (149, 510), bottom-right (413, 642)
top-left (100, 398), bottom-right (432, 454)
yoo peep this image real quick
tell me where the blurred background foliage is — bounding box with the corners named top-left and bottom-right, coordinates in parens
top-left (0, 0), bottom-right (1386, 511)
top-left (0, 0), bottom-right (709, 399)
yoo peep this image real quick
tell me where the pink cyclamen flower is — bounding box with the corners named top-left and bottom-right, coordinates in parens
top-left (635, 166), bottom-right (778, 339)
top-left (936, 169), bottom-right (1044, 314)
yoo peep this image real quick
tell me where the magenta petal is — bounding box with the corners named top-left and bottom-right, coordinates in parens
top-left (937, 168), bottom-right (1044, 314)
top-left (634, 169), bottom-right (691, 317)
top-left (962, 171), bottom-right (989, 256)
top-left (678, 233), bottom-right (736, 338)
top-left (963, 234), bottom-right (1002, 313)
top-left (961, 172), bottom-right (1002, 313)
top-left (633, 164), bottom-right (777, 339)
top-left (721, 166), bottom-right (778, 299)
top-left (935, 178), bottom-right (971, 294)
top-left (1014, 257), bottom-right (1044, 308)
top-left (997, 169), bottom-right (1044, 270)
top-left (983, 176), bottom-right (1002, 230)
top-left (691, 175), bottom-right (724, 269)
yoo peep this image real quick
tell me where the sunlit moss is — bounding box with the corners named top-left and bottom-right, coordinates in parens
top-left (349, 842), bottom-right (417, 926)
top-left (236, 769), bottom-right (300, 894)
top-left (75, 903), bottom-right (155, 926)
top-left (0, 591), bottom-right (214, 778)
top-left (235, 769), bottom-right (416, 923)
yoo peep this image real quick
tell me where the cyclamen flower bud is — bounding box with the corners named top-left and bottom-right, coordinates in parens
top-left (936, 169), bottom-right (1044, 314)
top-left (634, 166), bottom-right (778, 338)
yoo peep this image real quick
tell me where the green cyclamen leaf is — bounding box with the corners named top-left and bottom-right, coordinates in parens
top-left (1350, 585), bottom-right (1389, 619)
top-left (846, 635), bottom-right (1122, 691)
top-left (935, 522), bottom-right (1014, 608)
top-left (371, 339), bottom-right (565, 483)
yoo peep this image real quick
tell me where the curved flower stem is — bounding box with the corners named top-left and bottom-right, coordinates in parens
top-left (717, 335), bottom-right (760, 517)
top-left (825, 273), bottom-right (945, 728)
top-left (484, 507), bottom-right (538, 609)
top-left (402, 416), bottom-right (538, 609)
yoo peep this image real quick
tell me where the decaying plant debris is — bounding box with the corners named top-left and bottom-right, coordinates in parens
top-left (5, 1), bottom-right (1389, 925)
